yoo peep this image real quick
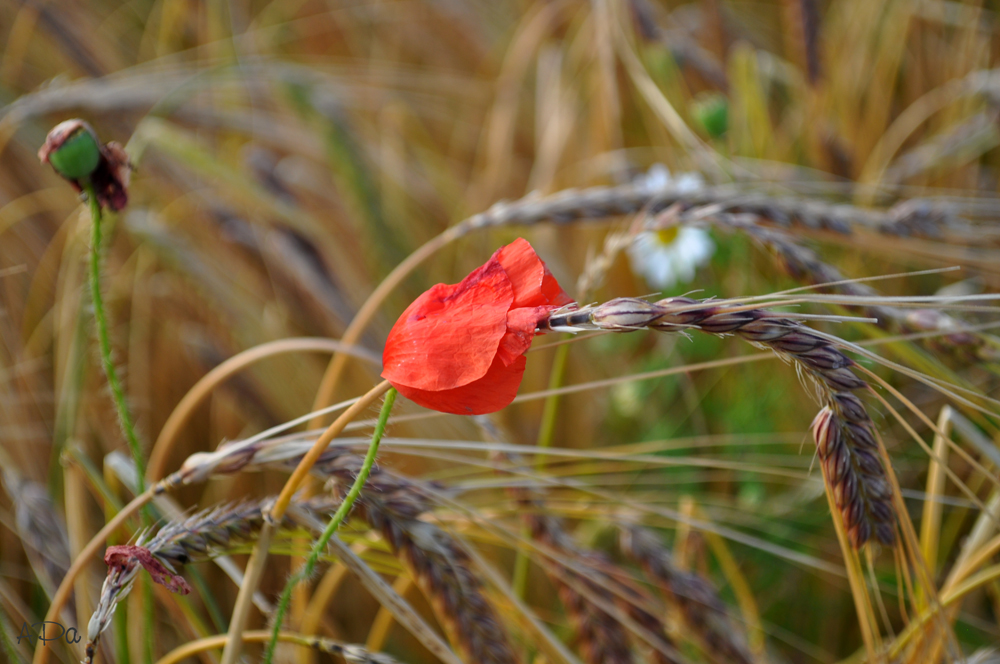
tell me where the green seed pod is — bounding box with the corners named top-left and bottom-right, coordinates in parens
top-left (38, 119), bottom-right (101, 180)
top-left (691, 93), bottom-right (729, 139)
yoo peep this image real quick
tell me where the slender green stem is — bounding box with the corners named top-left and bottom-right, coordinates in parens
top-left (263, 387), bottom-right (398, 664)
top-left (512, 338), bottom-right (571, 598)
top-left (86, 181), bottom-right (153, 664)
top-left (534, 339), bottom-right (572, 470)
top-left (85, 181), bottom-right (147, 494)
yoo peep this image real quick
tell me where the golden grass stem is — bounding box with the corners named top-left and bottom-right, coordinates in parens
top-left (273, 380), bottom-right (392, 520)
top-left (147, 338), bottom-right (379, 482)
top-left (919, 406), bottom-right (953, 588)
top-left (154, 630), bottom-right (393, 664)
top-left (864, 400), bottom-right (961, 659)
top-left (365, 575), bottom-right (415, 655)
top-left (218, 523), bottom-right (275, 664)
top-left (817, 446), bottom-right (880, 662)
top-left (700, 516), bottom-right (767, 659)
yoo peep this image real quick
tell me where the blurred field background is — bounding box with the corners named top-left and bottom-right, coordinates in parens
top-left (2, 1), bottom-right (1000, 663)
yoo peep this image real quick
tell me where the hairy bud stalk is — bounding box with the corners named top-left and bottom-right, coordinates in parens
top-left (540, 297), bottom-right (897, 548)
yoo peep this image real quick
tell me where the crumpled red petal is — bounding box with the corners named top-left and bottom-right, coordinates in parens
top-left (392, 353), bottom-right (527, 415)
top-left (382, 260), bottom-right (512, 391)
top-left (495, 306), bottom-right (553, 366)
top-left (105, 545), bottom-right (192, 595)
top-left (382, 237), bottom-right (571, 415)
top-left (494, 238), bottom-right (573, 308)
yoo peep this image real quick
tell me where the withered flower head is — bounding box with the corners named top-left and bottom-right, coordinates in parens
top-left (39, 119), bottom-right (132, 211)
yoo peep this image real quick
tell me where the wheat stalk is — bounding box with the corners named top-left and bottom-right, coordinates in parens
top-left (460, 179), bottom-right (964, 238)
top-left (620, 526), bottom-right (755, 664)
top-left (512, 493), bottom-right (682, 664)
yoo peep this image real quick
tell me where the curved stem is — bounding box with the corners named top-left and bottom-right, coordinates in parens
top-left (218, 379), bottom-right (393, 664)
top-left (84, 181), bottom-right (146, 493)
top-left (263, 388), bottom-right (397, 663)
top-left (155, 630), bottom-right (377, 664)
top-left (146, 338), bottom-right (380, 482)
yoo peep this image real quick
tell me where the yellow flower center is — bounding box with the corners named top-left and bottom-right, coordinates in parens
top-left (655, 227), bottom-right (680, 245)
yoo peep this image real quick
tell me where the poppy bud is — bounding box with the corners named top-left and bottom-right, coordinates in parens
top-left (38, 119), bottom-right (132, 211)
top-left (38, 120), bottom-right (101, 180)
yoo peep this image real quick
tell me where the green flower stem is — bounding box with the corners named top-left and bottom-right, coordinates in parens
top-left (512, 338), bottom-right (571, 599)
top-left (84, 181), bottom-right (153, 664)
top-left (263, 387), bottom-right (398, 664)
top-left (84, 181), bottom-right (147, 495)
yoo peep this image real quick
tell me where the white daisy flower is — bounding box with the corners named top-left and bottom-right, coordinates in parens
top-left (628, 166), bottom-right (715, 291)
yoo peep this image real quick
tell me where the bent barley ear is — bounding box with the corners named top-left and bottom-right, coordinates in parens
top-left (812, 407), bottom-right (896, 548)
top-left (540, 296), bottom-right (901, 548)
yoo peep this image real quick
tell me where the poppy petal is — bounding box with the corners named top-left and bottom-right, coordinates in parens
top-left (495, 306), bottom-right (554, 366)
top-left (382, 260), bottom-right (513, 391)
top-left (495, 238), bottom-right (570, 308)
top-left (393, 354), bottom-right (526, 415)
top-left (540, 265), bottom-right (574, 307)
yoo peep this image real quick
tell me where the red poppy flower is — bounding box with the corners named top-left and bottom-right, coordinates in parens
top-left (382, 238), bottom-right (572, 414)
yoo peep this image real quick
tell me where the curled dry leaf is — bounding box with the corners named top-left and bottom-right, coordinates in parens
top-left (104, 545), bottom-right (191, 595)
